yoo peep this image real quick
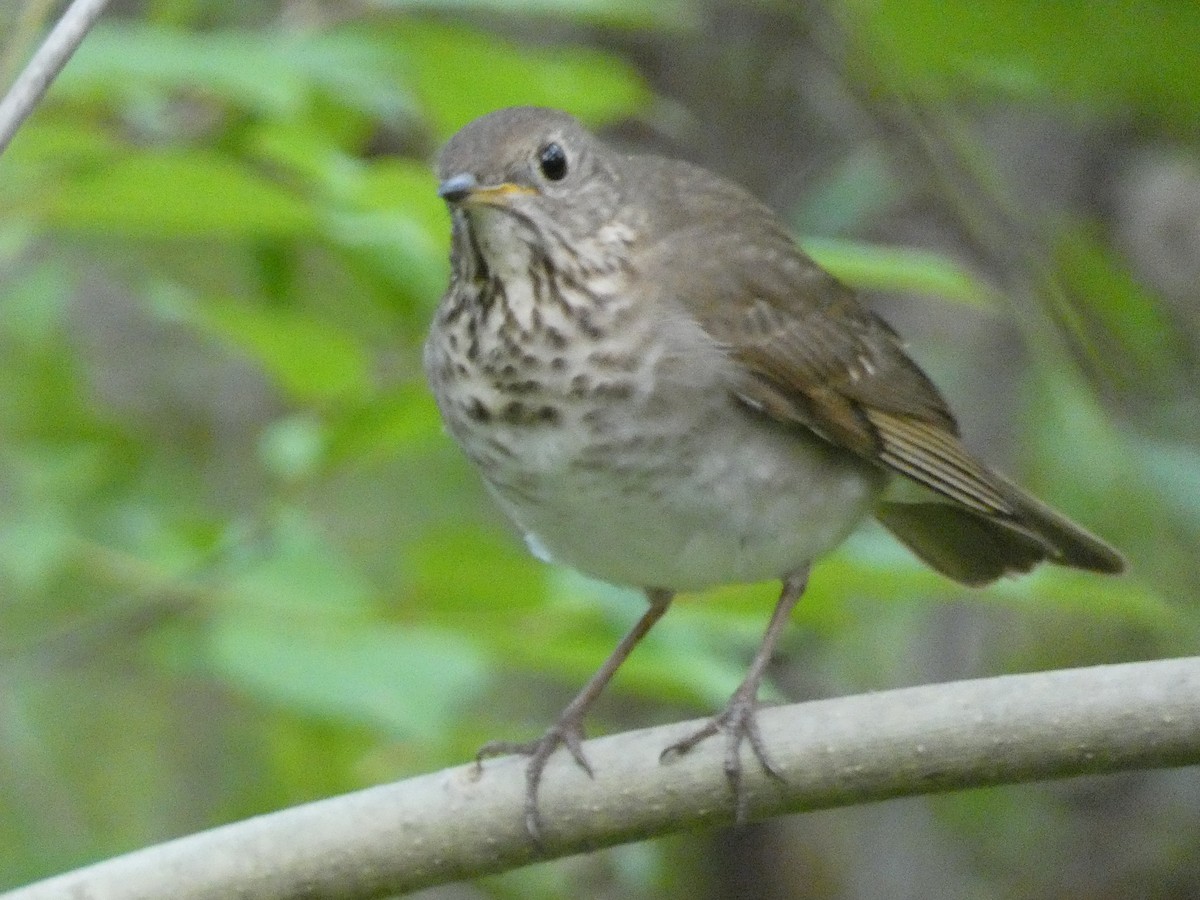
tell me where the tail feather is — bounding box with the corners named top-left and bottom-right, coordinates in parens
top-left (998, 475), bottom-right (1126, 575)
top-left (876, 481), bottom-right (1124, 587)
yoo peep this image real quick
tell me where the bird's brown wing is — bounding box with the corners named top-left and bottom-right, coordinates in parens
top-left (629, 157), bottom-right (1005, 512)
top-left (630, 154), bottom-right (1121, 581)
top-left (716, 265), bottom-right (1127, 580)
top-left (721, 272), bottom-right (1020, 521)
top-left (659, 205), bottom-right (1022, 521)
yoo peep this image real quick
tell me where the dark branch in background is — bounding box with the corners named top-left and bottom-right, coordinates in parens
top-left (6, 656), bottom-right (1199, 900)
top-left (0, 0), bottom-right (112, 154)
top-left (808, 1), bottom-right (1126, 383)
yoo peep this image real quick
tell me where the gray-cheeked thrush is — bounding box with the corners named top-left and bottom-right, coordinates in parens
top-left (423, 106), bottom-right (1125, 840)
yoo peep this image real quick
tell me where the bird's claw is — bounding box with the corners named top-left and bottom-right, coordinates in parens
top-left (475, 717), bottom-right (593, 845)
top-left (660, 693), bottom-right (784, 824)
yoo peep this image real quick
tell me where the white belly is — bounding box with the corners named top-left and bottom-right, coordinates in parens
top-left (481, 389), bottom-right (885, 591)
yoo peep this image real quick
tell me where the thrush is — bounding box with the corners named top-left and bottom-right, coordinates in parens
top-left (422, 106), bottom-right (1125, 839)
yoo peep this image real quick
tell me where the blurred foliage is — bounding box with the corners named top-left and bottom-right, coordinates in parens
top-left (0, 0), bottom-right (1198, 898)
top-left (854, 0), bottom-right (1200, 118)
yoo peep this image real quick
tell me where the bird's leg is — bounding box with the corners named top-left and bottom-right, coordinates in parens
top-left (660, 568), bottom-right (809, 824)
top-left (476, 587), bottom-right (674, 842)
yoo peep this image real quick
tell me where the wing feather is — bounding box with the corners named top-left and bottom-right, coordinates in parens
top-left (624, 150), bottom-right (1123, 579)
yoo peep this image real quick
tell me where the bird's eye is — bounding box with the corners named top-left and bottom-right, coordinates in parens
top-left (537, 142), bottom-right (568, 181)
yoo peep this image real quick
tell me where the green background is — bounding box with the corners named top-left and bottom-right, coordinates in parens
top-left (1, 0), bottom-right (1198, 896)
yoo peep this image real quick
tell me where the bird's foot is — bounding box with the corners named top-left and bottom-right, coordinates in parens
top-left (475, 714), bottom-right (592, 844)
top-left (660, 688), bottom-right (784, 824)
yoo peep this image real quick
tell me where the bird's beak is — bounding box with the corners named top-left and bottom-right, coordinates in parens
top-left (438, 173), bottom-right (537, 206)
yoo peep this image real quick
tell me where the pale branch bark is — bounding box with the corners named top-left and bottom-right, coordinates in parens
top-left (0, 0), bottom-right (111, 154)
top-left (5, 656), bottom-right (1200, 900)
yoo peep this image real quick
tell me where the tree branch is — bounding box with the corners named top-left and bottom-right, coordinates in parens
top-left (6, 656), bottom-right (1199, 899)
top-left (0, 0), bottom-right (111, 154)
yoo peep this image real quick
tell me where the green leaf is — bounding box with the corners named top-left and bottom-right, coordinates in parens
top-left (207, 617), bottom-right (491, 740)
top-left (856, 0), bottom-right (1200, 118)
top-left (1051, 224), bottom-right (1184, 386)
top-left (333, 158), bottom-right (450, 303)
top-left (57, 24), bottom-right (420, 122)
top-left (60, 24), bottom-right (305, 114)
top-left (25, 151), bottom-right (318, 238)
top-left (987, 567), bottom-right (1185, 633)
top-left (183, 294), bottom-right (371, 402)
top-left (370, 0), bottom-right (696, 29)
top-left (211, 511), bottom-right (376, 625)
top-left (386, 21), bottom-right (652, 139)
top-left (325, 384), bottom-right (443, 463)
top-left (321, 199), bottom-right (448, 306)
top-left (411, 525), bottom-right (550, 625)
top-left (1, 120), bottom-right (125, 169)
top-left (1022, 366), bottom-right (1130, 516)
top-left (802, 236), bottom-right (997, 307)
top-left (250, 125), bottom-right (450, 302)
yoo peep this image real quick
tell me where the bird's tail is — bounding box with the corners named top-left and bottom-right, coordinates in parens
top-left (876, 478), bottom-right (1124, 587)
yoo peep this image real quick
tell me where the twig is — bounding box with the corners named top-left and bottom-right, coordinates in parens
top-left (0, 0), bottom-right (112, 154)
top-left (5, 656), bottom-right (1199, 899)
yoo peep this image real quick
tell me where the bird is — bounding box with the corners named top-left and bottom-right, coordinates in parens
top-left (422, 105), bottom-right (1125, 839)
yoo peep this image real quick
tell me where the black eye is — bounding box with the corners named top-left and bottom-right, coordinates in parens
top-left (538, 142), bottom-right (568, 181)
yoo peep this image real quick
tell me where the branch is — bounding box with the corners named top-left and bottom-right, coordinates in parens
top-left (0, 0), bottom-right (112, 154)
top-left (6, 656), bottom-right (1199, 899)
